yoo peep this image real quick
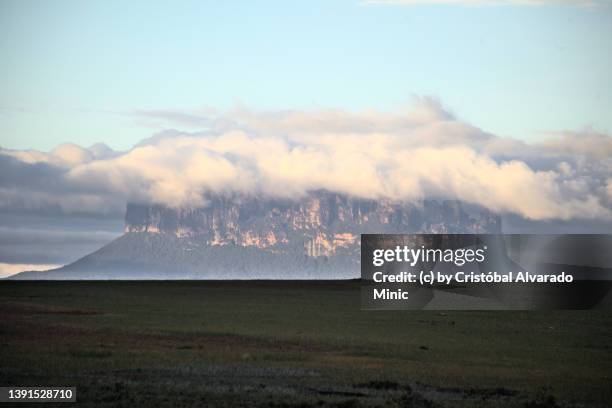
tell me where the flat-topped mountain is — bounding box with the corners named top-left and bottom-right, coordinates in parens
top-left (10, 191), bottom-right (501, 279)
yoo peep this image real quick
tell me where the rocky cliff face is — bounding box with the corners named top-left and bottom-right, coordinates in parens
top-left (124, 191), bottom-right (501, 258)
top-left (11, 191), bottom-right (501, 279)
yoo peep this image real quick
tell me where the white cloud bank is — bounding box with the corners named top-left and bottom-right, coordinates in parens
top-left (0, 97), bottom-right (610, 221)
top-left (0, 263), bottom-right (60, 278)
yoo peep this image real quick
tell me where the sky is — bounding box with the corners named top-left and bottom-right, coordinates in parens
top-left (1, 0), bottom-right (611, 151)
top-left (0, 0), bottom-right (611, 277)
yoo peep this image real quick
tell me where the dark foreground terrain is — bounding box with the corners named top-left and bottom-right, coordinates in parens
top-left (0, 281), bottom-right (610, 407)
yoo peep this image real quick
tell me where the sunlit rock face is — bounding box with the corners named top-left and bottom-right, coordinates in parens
top-left (124, 190), bottom-right (501, 258)
top-left (10, 191), bottom-right (501, 279)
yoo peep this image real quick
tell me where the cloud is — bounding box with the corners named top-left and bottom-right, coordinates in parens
top-left (1, 97), bottom-right (610, 221)
top-left (0, 263), bottom-right (60, 278)
top-left (1, 142), bottom-right (119, 167)
top-left (0, 212), bottom-right (123, 266)
top-left (0, 143), bottom-right (124, 214)
top-left (362, 0), bottom-right (608, 6)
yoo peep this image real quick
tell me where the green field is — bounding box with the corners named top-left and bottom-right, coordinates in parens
top-left (0, 281), bottom-right (610, 407)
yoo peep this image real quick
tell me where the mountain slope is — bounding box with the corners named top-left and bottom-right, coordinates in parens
top-left (10, 192), bottom-right (501, 279)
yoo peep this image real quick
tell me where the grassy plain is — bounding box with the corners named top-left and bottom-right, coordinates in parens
top-left (0, 281), bottom-right (610, 407)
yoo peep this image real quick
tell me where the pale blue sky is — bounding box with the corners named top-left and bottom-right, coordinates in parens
top-left (1, 0), bottom-right (611, 151)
